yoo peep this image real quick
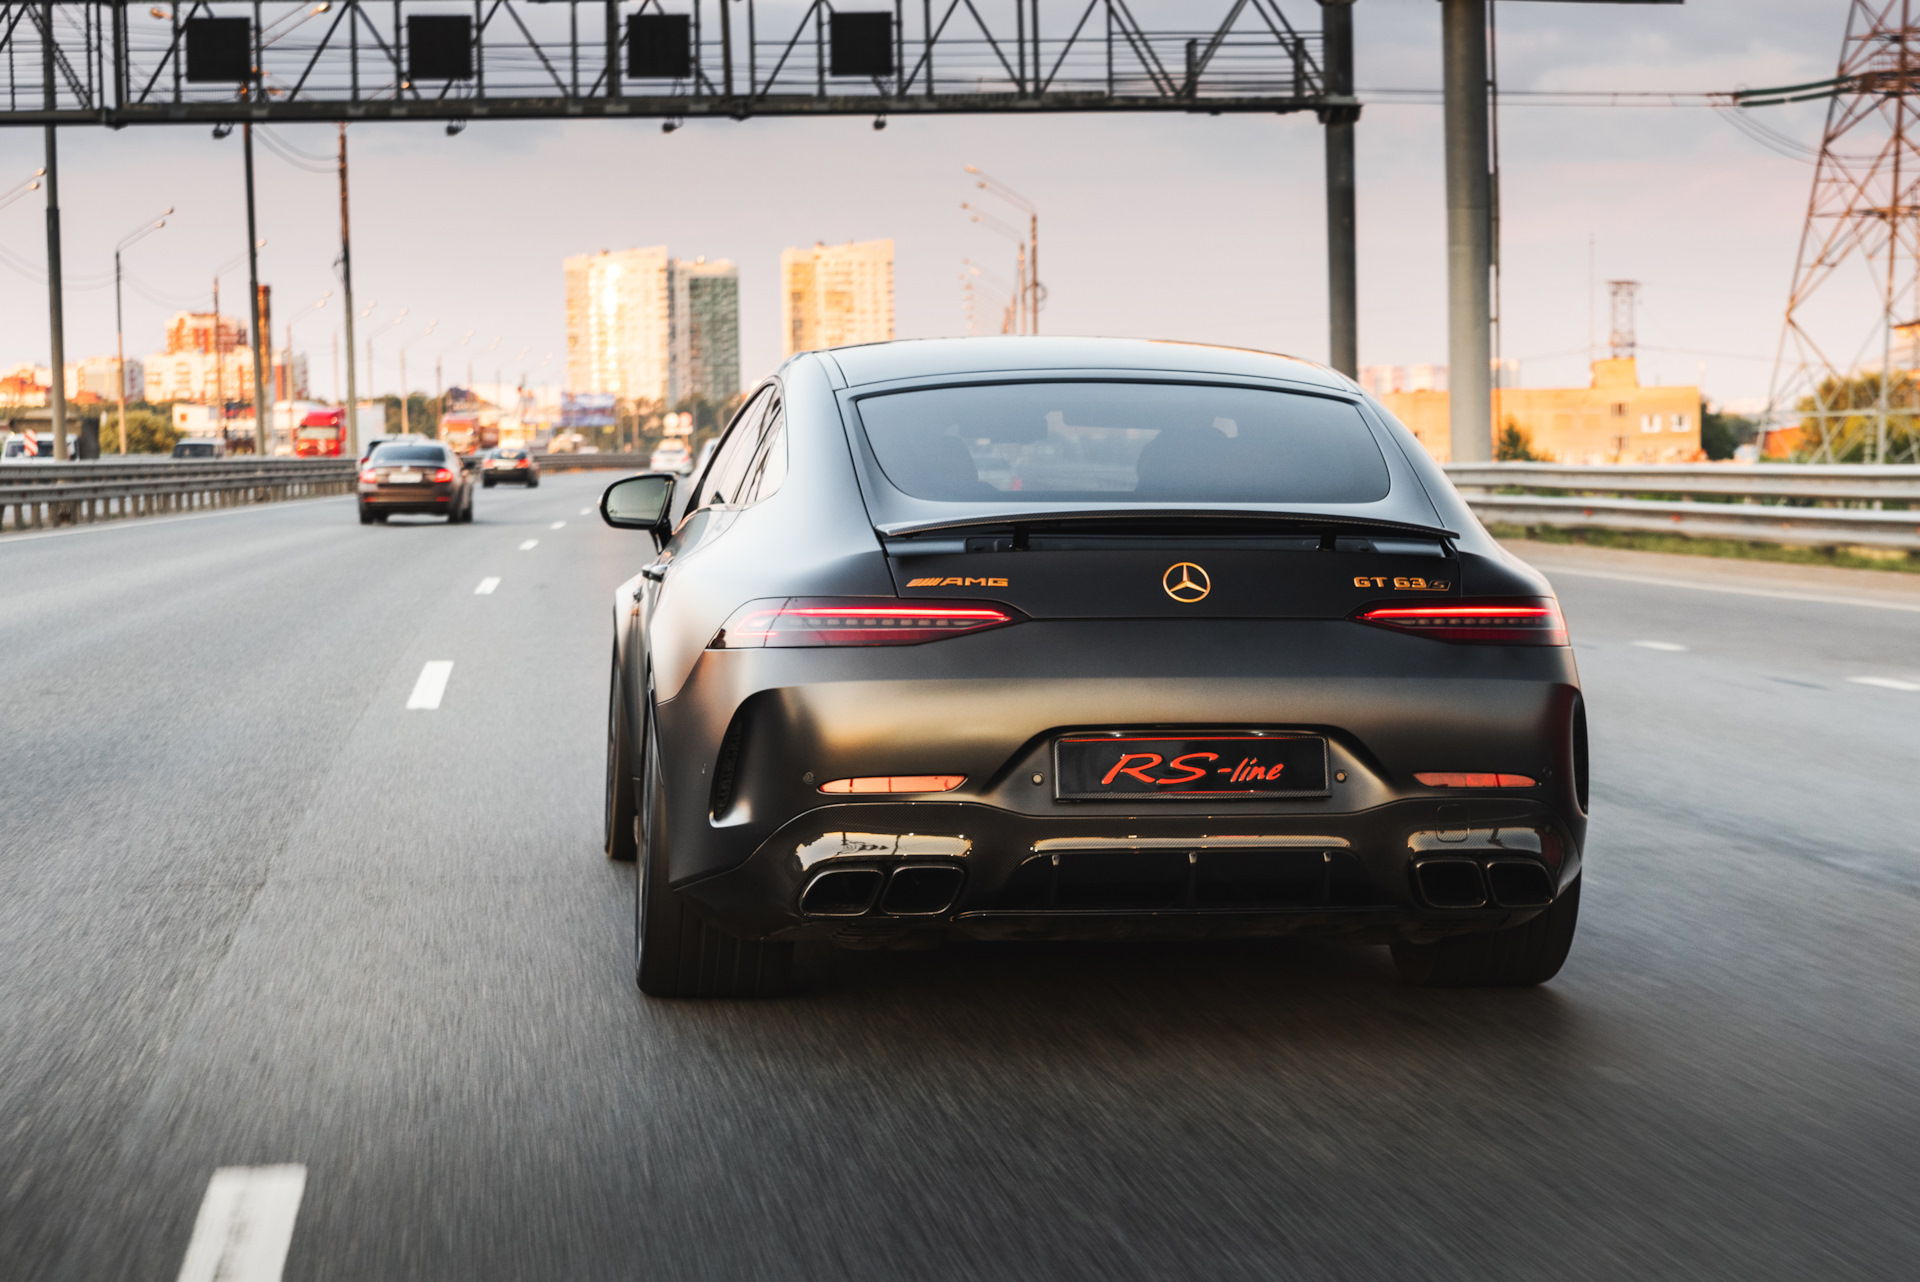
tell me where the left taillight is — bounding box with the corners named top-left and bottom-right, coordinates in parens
top-left (1354, 597), bottom-right (1567, 646)
top-left (432, 467), bottom-right (454, 483)
top-left (358, 468), bottom-right (379, 483)
top-left (711, 598), bottom-right (1020, 648)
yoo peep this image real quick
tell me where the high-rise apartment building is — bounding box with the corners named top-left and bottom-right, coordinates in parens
top-left (670, 258), bottom-right (740, 405)
top-left (780, 239), bottom-right (894, 356)
top-left (565, 247), bottom-right (673, 403)
top-left (145, 311), bottom-right (255, 403)
top-left (566, 248), bottom-right (741, 407)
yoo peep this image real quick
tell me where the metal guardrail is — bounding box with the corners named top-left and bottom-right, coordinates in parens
top-left (1444, 462), bottom-right (1920, 551)
top-left (0, 457), bottom-right (357, 534)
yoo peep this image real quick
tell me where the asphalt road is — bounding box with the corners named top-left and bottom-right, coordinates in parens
top-left (4, 477), bottom-right (1918, 1280)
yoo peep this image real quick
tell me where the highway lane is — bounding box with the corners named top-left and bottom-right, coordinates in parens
top-left (3, 486), bottom-right (1919, 1280)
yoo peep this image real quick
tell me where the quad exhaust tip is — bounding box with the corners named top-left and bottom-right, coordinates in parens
top-left (881, 865), bottom-right (965, 916)
top-left (800, 867), bottom-right (884, 917)
top-left (799, 864), bottom-right (966, 918)
top-left (1415, 857), bottom-right (1556, 910)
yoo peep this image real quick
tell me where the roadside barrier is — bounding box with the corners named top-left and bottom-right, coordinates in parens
top-left (1444, 462), bottom-right (1920, 551)
top-left (11, 455), bottom-right (1915, 552)
top-left (0, 458), bottom-right (357, 533)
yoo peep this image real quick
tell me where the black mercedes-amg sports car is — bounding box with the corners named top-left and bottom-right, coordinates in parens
top-left (601, 338), bottom-right (1585, 997)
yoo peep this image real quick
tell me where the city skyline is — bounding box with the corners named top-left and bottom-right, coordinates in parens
top-left (0, 1), bottom-right (1856, 414)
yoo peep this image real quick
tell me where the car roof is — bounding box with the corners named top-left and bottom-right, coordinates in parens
top-left (816, 336), bottom-right (1353, 392)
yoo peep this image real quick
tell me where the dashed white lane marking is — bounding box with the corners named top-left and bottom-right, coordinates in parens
top-left (1849, 675), bottom-right (1920, 692)
top-left (474, 577), bottom-right (500, 595)
top-left (1631, 640), bottom-right (1689, 652)
top-left (549, 520), bottom-right (566, 529)
top-left (407, 661), bottom-right (455, 710)
top-left (518, 539), bottom-right (538, 551)
top-left (579, 507), bottom-right (591, 515)
top-left (175, 1164), bottom-right (306, 1282)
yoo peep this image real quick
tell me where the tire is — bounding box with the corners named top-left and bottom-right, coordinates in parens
top-left (1391, 875), bottom-right (1581, 987)
top-left (605, 660), bottom-right (638, 863)
top-left (528, 476), bottom-right (539, 488)
top-left (635, 698), bottom-right (792, 997)
top-left (373, 512), bottom-right (389, 523)
top-left (483, 478), bottom-right (495, 488)
top-left (358, 504), bottom-right (373, 525)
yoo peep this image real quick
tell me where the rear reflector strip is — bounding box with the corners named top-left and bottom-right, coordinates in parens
top-left (1354, 597), bottom-right (1567, 646)
top-left (819, 775), bottom-right (966, 794)
top-left (712, 598), bottom-right (1018, 648)
top-left (1415, 772), bottom-right (1538, 788)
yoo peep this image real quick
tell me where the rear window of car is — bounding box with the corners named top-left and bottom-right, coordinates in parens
top-left (854, 381), bottom-right (1391, 505)
top-left (371, 446), bottom-right (448, 465)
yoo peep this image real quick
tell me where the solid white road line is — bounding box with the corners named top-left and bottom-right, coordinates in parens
top-left (475, 577), bottom-right (500, 595)
top-left (407, 661), bottom-right (455, 710)
top-left (1631, 640), bottom-right (1689, 652)
top-left (550, 520), bottom-right (566, 529)
top-left (1537, 564), bottom-right (1920, 615)
top-left (518, 539), bottom-right (538, 551)
top-left (1848, 675), bottom-right (1920, 692)
top-left (175, 1164), bottom-right (307, 1282)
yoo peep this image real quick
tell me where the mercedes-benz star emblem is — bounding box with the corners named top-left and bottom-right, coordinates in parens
top-left (1162, 562), bottom-right (1211, 603)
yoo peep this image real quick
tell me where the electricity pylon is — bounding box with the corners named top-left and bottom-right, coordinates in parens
top-left (1754, 0), bottom-right (1920, 462)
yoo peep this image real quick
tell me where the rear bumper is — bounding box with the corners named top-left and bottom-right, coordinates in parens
top-left (360, 483), bottom-right (455, 511)
top-left (646, 619), bottom-right (1587, 942)
top-left (682, 796), bottom-right (1578, 945)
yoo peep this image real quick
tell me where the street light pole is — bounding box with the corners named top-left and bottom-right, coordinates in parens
top-left (243, 123), bottom-right (270, 456)
top-left (114, 210), bottom-right (172, 456)
top-left (41, 0), bottom-right (68, 460)
top-left (338, 124), bottom-right (361, 456)
top-left (1318, 0), bottom-right (1359, 379)
top-left (397, 320), bottom-right (438, 433)
top-left (1442, 0), bottom-right (1493, 463)
top-left (966, 166), bottom-right (1040, 334)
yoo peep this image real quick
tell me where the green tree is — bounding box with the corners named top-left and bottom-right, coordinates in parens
top-left (102, 403), bottom-right (182, 454)
top-left (1495, 418), bottom-right (1540, 462)
top-left (1700, 408), bottom-right (1757, 461)
top-left (1795, 371), bottom-right (1920, 462)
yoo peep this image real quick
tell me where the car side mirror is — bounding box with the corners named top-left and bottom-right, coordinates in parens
top-left (601, 472), bottom-right (677, 541)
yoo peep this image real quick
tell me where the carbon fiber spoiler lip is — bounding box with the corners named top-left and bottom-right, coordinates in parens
top-left (877, 508), bottom-right (1461, 541)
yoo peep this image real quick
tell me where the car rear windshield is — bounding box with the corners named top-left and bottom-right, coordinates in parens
top-left (370, 446), bottom-right (447, 464)
top-left (854, 381), bottom-right (1391, 505)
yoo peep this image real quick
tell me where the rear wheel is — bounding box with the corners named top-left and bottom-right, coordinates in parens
top-left (635, 700), bottom-right (792, 997)
top-left (357, 504), bottom-right (373, 525)
top-left (1392, 876), bottom-right (1581, 987)
top-left (483, 477), bottom-right (495, 488)
top-left (528, 475), bottom-right (539, 488)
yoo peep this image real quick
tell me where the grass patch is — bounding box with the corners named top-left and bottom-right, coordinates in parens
top-left (1486, 523), bottom-right (1920, 575)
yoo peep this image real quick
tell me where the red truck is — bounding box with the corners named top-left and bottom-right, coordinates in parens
top-left (294, 409), bottom-right (346, 457)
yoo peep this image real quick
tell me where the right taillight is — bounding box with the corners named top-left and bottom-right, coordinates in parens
top-left (1354, 597), bottom-right (1567, 646)
top-left (711, 598), bottom-right (1020, 648)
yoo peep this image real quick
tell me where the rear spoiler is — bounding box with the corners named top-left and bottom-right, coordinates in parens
top-left (877, 508), bottom-right (1460, 542)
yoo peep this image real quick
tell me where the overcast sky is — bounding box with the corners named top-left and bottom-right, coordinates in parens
top-left (0, 0), bottom-right (1858, 409)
